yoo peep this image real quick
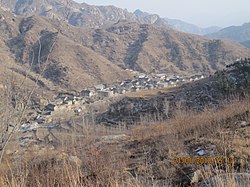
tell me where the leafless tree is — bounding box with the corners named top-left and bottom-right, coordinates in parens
top-left (0, 33), bottom-right (58, 163)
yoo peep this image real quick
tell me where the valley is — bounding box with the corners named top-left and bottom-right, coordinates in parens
top-left (0, 0), bottom-right (250, 187)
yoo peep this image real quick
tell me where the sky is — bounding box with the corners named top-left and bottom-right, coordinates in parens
top-left (74, 0), bottom-right (250, 28)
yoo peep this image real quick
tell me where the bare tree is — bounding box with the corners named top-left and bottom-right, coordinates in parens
top-left (0, 33), bottom-right (58, 163)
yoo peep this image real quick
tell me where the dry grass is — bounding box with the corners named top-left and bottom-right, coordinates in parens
top-left (0, 98), bottom-right (249, 186)
top-left (124, 87), bottom-right (174, 98)
top-left (130, 98), bottom-right (250, 186)
top-left (132, 99), bottom-right (249, 139)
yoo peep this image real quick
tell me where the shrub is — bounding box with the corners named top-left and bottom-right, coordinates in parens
top-left (216, 58), bottom-right (250, 96)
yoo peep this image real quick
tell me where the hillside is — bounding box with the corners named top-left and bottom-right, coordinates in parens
top-left (0, 0), bottom-right (169, 28)
top-left (0, 2), bottom-right (250, 186)
top-left (134, 9), bottom-right (221, 36)
top-left (1, 0), bottom-right (221, 36)
top-left (166, 18), bottom-right (221, 35)
top-left (1, 4), bottom-right (250, 91)
top-left (0, 7), bottom-right (61, 96)
top-left (1, 61), bottom-right (250, 187)
top-left (241, 40), bottom-right (250, 48)
top-left (206, 22), bottom-right (250, 48)
top-left (86, 22), bottom-right (250, 74)
top-left (0, 8), bottom-right (133, 91)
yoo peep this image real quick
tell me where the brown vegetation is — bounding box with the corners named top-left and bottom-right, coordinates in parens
top-left (1, 5), bottom-right (250, 91)
top-left (0, 98), bottom-right (249, 186)
top-left (0, 2), bottom-right (250, 186)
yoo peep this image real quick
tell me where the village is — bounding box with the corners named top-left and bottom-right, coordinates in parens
top-left (20, 72), bottom-right (205, 134)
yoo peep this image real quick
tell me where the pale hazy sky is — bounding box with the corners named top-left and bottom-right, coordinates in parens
top-left (74, 0), bottom-right (250, 28)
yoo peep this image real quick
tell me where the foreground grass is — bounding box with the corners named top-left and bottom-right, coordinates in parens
top-left (0, 98), bottom-right (249, 187)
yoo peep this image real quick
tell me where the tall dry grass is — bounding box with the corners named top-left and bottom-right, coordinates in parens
top-left (0, 98), bottom-right (249, 187)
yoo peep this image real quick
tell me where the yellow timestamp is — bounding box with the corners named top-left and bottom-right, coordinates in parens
top-left (173, 157), bottom-right (234, 165)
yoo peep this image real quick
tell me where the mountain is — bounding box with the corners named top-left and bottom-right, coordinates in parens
top-left (206, 22), bottom-right (250, 48)
top-left (241, 40), bottom-right (250, 48)
top-left (0, 7), bottom-right (133, 91)
top-left (134, 9), bottom-right (149, 17)
top-left (133, 9), bottom-right (221, 35)
top-left (0, 0), bottom-right (169, 28)
top-left (133, 9), bottom-right (168, 27)
top-left (88, 21), bottom-right (249, 74)
top-left (0, 1), bottom-right (250, 91)
top-left (166, 18), bottom-right (221, 35)
top-left (1, 1), bottom-right (219, 35)
top-left (0, 0), bottom-right (222, 36)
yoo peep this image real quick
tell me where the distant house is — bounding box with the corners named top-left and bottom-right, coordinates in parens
top-left (131, 80), bottom-right (138, 85)
top-left (130, 86), bottom-right (139, 92)
top-left (169, 81), bottom-right (176, 85)
top-left (118, 89), bottom-right (126, 94)
top-left (45, 103), bottom-right (58, 111)
top-left (109, 87), bottom-right (118, 95)
top-left (57, 92), bottom-right (75, 100)
top-left (169, 78), bottom-right (178, 83)
top-left (145, 84), bottom-right (154, 90)
top-left (97, 90), bottom-right (113, 98)
top-left (94, 84), bottom-right (106, 91)
top-left (81, 89), bottom-right (94, 97)
top-left (35, 117), bottom-right (46, 124)
top-left (158, 82), bottom-right (169, 88)
top-left (139, 74), bottom-right (150, 82)
top-left (124, 79), bottom-right (132, 84)
top-left (195, 75), bottom-right (205, 80)
top-left (137, 73), bottom-right (147, 79)
top-left (155, 74), bottom-right (167, 80)
top-left (122, 82), bottom-right (133, 89)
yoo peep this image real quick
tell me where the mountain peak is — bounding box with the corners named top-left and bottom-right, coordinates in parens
top-left (134, 9), bottom-right (149, 17)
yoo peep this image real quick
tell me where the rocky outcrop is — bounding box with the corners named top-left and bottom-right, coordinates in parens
top-left (0, 0), bottom-right (168, 29)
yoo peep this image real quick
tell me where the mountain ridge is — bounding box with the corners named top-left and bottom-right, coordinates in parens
top-left (1, 0), bottom-right (221, 36)
top-left (166, 18), bottom-right (221, 35)
top-left (133, 9), bottom-right (221, 35)
top-left (206, 22), bottom-right (250, 48)
top-left (0, 0), bottom-right (169, 28)
top-left (0, 1), bottom-right (250, 91)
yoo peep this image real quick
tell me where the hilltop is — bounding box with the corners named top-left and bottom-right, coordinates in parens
top-left (206, 22), bottom-right (250, 48)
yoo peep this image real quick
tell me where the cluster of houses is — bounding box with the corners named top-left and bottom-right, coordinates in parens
top-left (25, 73), bottom-right (205, 126)
top-left (20, 72), bottom-right (205, 146)
top-left (80, 73), bottom-right (205, 98)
